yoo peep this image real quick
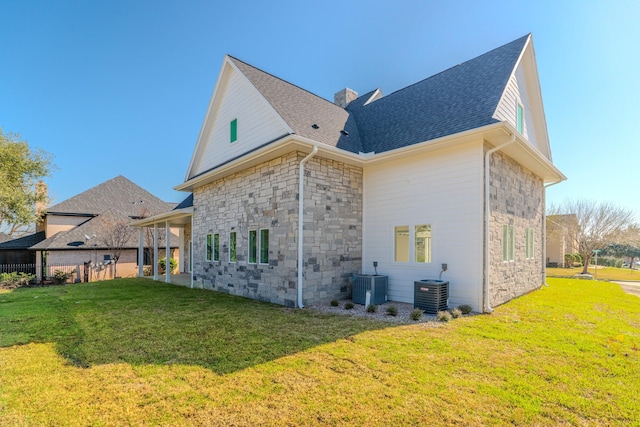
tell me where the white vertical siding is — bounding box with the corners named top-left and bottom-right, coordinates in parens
top-left (190, 69), bottom-right (290, 178)
top-left (362, 142), bottom-right (485, 309)
top-left (494, 62), bottom-right (539, 149)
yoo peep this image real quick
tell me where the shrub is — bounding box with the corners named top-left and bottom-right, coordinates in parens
top-left (52, 270), bottom-right (76, 285)
top-left (330, 299), bottom-right (339, 307)
top-left (366, 304), bottom-right (378, 313)
top-left (0, 272), bottom-right (35, 289)
top-left (344, 302), bottom-right (354, 310)
top-left (450, 308), bottom-right (462, 318)
top-left (458, 304), bottom-right (473, 315)
top-left (385, 305), bottom-right (398, 316)
top-left (437, 310), bottom-right (453, 322)
top-left (159, 257), bottom-right (178, 274)
top-left (410, 308), bottom-right (423, 321)
top-left (564, 253), bottom-right (575, 268)
top-left (572, 253), bottom-right (583, 265)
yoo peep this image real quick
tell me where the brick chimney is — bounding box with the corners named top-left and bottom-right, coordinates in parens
top-left (35, 181), bottom-right (47, 231)
top-left (334, 88), bottom-right (358, 108)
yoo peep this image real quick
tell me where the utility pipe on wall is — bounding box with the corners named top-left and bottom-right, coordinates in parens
top-left (297, 145), bottom-right (318, 308)
top-left (484, 133), bottom-right (516, 313)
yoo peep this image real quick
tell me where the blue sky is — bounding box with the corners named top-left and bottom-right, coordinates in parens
top-left (1, 0), bottom-right (638, 217)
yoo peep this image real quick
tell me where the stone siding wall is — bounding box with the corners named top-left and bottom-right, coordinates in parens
top-left (192, 152), bottom-right (363, 307)
top-left (488, 148), bottom-right (544, 306)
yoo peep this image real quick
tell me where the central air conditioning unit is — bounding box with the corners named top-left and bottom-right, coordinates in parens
top-left (352, 275), bottom-right (387, 305)
top-left (414, 280), bottom-right (449, 314)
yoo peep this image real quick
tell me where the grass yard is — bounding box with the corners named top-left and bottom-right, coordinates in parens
top-left (1, 278), bottom-right (639, 426)
top-left (547, 266), bottom-right (640, 281)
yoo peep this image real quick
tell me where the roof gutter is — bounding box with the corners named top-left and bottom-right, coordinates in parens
top-left (297, 145), bottom-right (318, 308)
top-left (484, 133), bottom-right (516, 313)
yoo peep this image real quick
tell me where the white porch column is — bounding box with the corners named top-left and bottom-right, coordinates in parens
top-left (153, 224), bottom-right (159, 281)
top-left (138, 228), bottom-right (144, 277)
top-left (190, 214), bottom-right (194, 289)
top-left (178, 227), bottom-right (184, 274)
top-left (165, 221), bottom-right (171, 283)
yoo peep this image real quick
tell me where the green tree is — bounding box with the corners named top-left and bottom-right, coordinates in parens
top-left (548, 200), bottom-right (637, 274)
top-left (0, 128), bottom-right (54, 236)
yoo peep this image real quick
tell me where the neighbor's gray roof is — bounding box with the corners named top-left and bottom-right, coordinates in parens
top-left (228, 35), bottom-right (528, 155)
top-left (33, 176), bottom-right (178, 251)
top-left (229, 56), bottom-right (364, 153)
top-left (30, 214), bottom-right (179, 251)
top-left (47, 175), bottom-right (175, 217)
top-left (0, 231), bottom-right (46, 250)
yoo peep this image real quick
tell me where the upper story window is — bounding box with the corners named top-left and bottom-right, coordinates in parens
top-left (230, 118), bottom-right (238, 143)
top-left (516, 104), bottom-right (524, 134)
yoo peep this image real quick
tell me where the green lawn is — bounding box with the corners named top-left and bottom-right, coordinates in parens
top-left (1, 278), bottom-right (639, 426)
top-left (547, 266), bottom-right (640, 281)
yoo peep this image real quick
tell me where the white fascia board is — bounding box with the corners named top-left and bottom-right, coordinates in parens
top-left (175, 122), bottom-right (565, 193)
top-left (130, 207), bottom-right (194, 228)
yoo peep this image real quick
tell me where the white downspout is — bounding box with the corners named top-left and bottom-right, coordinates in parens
top-left (297, 145), bottom-right (318, 308)
top-left (484, 133), bottom-right (516, 313)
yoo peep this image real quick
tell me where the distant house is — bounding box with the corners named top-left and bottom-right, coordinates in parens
top-left (546, 214), bottom-right (578, 267)
top-left (133, 34), bottom-right (565, 312)
top-left (1, 176), bottom-right (179, 281)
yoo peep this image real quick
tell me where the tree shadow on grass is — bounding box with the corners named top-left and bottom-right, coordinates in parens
top-left (0, 279), bottom-right (390, 374)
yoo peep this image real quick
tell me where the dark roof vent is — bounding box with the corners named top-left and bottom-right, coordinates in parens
top-left (311, 124), bottom-right (319, 129)
top-left (340, 130), bottom-right (349, 136)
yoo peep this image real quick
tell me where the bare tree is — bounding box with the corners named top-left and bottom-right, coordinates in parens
top-left (95, 212), bottom-right (134, 278)
top-left (548, 200), bottom-right (638, 274)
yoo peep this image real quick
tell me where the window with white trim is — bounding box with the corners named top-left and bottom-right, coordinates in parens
top-left (415, 224), bottom-right (432, 263)
top-left (248, 229), bottom-right (269, 265)
top-left (206, 234), bottom-right (213, 261)
top-left (229, 231), bottom-right (236, 263)
top-left (394, 226), bottom-right (410, 262)
top-left (503, 225), bottom-right (515, 262)
top-left (213, 233), bottom-right (219, 261)
top-left (525, 228), bottom-right (534, 259)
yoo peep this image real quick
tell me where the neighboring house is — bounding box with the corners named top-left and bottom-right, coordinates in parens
top-left (546, 214), bottom-right (578, 267)
top-left (133, 34), bottom-right (565, 312)
top-left (0, 232), bottom-right (45, 273)
top-left (1, 176), bottom-right (180, 281)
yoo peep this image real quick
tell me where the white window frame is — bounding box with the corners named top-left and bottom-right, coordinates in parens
top-left (229, 231), bottom-right (237, 263)
top-left (259, 228), bottom-right (269, 265)
top-left (213, 233), bottom-right (220, 262)
top-left (393, 224), bottom-right (432, 264)
top-left (205, 233), bottom-right (213, 262)
top-left (525, 228), bottom-right (534, 260)
top-left (248, 229), bottom-right (258, 265)
top-left (503, 225), bottom-right (515, 262)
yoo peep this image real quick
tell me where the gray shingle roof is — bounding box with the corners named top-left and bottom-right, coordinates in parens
top-left (228, 35), bottom-right (528, 155)
top-left (348, 35), bottom-right (529, 153)
top-left (47, 175), bottom-right (175, 217)
top-left (32, 176), bottom-right (177, 251)
top-left (0, 231), bottom-right (46, 250)
top-left (228, 56), bottom-right (364, 153)
top-left (174, 194), bottom-right (193, 210)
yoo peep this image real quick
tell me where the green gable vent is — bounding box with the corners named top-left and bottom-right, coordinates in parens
top-left (230, 118), bottom-right (238, 143)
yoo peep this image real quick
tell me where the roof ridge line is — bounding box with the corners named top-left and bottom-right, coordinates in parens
top-left (227, 55), bottom-right (348, 112)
